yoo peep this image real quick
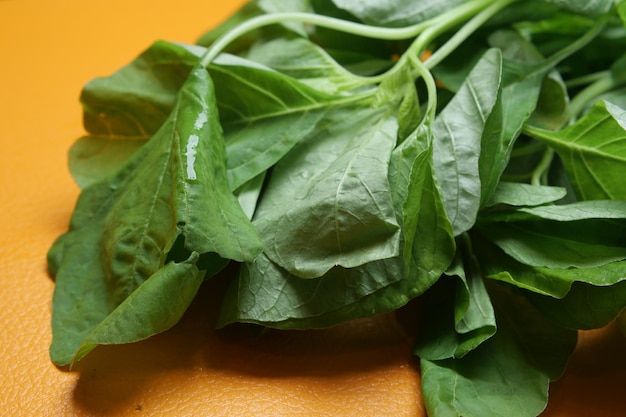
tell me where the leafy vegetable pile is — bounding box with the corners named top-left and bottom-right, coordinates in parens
top-left (49, 0), bottom-right (626, 415)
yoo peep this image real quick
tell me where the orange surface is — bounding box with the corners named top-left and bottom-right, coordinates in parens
top-left (0, 1), bottom-right (624, 416)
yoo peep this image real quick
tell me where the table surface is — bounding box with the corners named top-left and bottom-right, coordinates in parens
top-left (1, 1), bottom-right (625, 416)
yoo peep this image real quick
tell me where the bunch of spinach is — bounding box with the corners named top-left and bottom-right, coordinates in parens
top-left (49, 0), bottom-right (626, 415)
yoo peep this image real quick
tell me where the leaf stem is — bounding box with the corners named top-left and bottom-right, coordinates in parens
top-left (522, 124), bottom-right (557, 186)
top-left (565, 70), bottom-right (611, 88)
top-left (421, 0), bottom-right (520, 70)
top-left (541, 14), bottom-right (609, 72)
top-left (530, 148), bottom-right (554, 186)
top-left (567, 74), bottom-right (616, 121)
top-left (407, 53), bottom-right (438, 122)
top-left (199, 12), bottom-right (431, 67)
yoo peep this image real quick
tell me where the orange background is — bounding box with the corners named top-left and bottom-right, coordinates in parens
top-left (0, 1), bottom-right (624, 416)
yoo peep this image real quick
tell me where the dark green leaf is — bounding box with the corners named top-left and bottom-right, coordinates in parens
top-left (420, 284), bottom-right (576, 417)
top-left (415, 250), bottom-right (496, 360)
top-left (478, 201), bottom-right (626, 269)
top-left (474, 233), bottom-right (626, 298)
top-left (527, 280), bottom-right (626, 329)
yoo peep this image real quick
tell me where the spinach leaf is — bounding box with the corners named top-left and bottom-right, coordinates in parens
top-left (69, 40), bottom-right (344, 191)
top-left (330, 0), bottom-right (466, 27)
top-left (415, 250), bottom-right (496, 360)
top-left (219, 124), bottom-right (455, 327)
top-left (527, 280), bottom-right (626, 329)
top-left (245, 37), bottom-right (365, 94)
top-left (478, 200), bottom-right (626, 269)
top-left (432, 48), bottom-right (503, 236)
top-left (421, 284), bottom-right (577, 417)
top-left (50, 66), bottom-right (262, 365)
top-left (474, 233), bottom-right (626, 298)
top-left (251, 105), bottom-right (401, 279)
top-left (527, 101), bottom-right (626, 200)
top-left (485, 182), bottom-right (567, 207)
top-left (69, 41), bottom-right (199, 187)
top-left (541, 0), bottom-right (612, 17)
top-left (48, 2), bottom-right (626, 415)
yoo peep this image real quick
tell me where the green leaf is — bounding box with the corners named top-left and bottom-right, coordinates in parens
top-left (527, 280), bottom-right (626, 329)
top-left (420, 284), bottom-right (576, 417)
top-left (528, 100), bottom-right (626, 200)
top-left (49, 67), bottom-right (262, 365)
top-left (477, 201), bottom-right (626, 269)
top-left (309, 0), bottom-right (395, 76)
top-left (478, 29), bottom-right (564, 205)
top-left (210, 58), bottom-right (341, 190)
top-left (253, 106), bottom-right (401, 279)
top-left (474, 232), bottom-right (626, 298)
top-left (245, 37), bottom-right (363, 94)
top-left (68, 137), bottom-right (146, 189)
top-left (218, 126), bottom-right (455, 328)
top-left (71, 253), bottom-right (205, 364)
top-left (69, 41), bottom-right (200, 187)
top-left (541, 0), bottom-right (612, 17)
top-left (234, 172), bottom-right (266, 220)
top-left (330, 0), bottom-right (466, 27)
top-left (432, 49), bottom-right (503, 235)
top-left (218, 253), bottom-right (407, 328)
top-left (484, 182), bottom-right (567, 207)
top-left (69, 40), bottom-right (343, 191)
top-left (415, 250), bottom-right (496, 360)
top-left (526, 70), bottom-right (569, 130)
top-left (618, 0), bottom-right (626, 28)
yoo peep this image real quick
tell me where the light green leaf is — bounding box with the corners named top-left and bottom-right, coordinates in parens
top-left (542, 0), bottom-right (612, 17)
top-left (246, 38), bottom-right (363, 94)
top-left (485, 182), bottom-right (567, 207)
top-left (72, 253), bottom-right (205, 365)
top-left (528, 100), bottom-right (626, 200)
top-left (331, 0), bottom-right (466, 27)
top-left (253, 106), bottom-right (401, 279)
top-left (49, 67), bottom-right (261, 365)
top-left (432, 49), bottom-right (503, 235)
top-left (218, 126), bottom-right (455, 327)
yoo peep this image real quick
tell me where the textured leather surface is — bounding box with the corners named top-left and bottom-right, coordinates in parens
top-left (0, 1), bottom-right (624, 416)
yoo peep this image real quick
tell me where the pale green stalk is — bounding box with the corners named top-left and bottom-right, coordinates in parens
top-left (199, 12), bottom-right (431, 67)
